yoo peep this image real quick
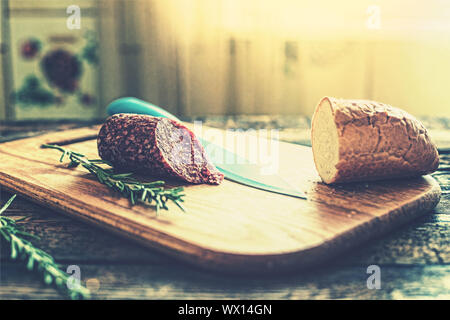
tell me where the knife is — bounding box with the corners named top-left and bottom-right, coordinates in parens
top-left (106, 97), bottom-right (307, 199)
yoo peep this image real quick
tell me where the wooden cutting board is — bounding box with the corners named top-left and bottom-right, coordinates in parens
top-left (0, 124), bottom-right (441, 274)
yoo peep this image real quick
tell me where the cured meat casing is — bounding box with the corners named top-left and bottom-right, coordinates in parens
top-left (97, 114), bottom-right (224, 185)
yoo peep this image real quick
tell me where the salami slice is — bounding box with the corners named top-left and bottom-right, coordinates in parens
top-left (97, 114), bottom-right (224, 185)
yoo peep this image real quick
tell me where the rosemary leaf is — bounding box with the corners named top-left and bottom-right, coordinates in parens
top-left (0, 195), bottom-right (91, 299)
top-left (41, 144), bottom-right (185, 213)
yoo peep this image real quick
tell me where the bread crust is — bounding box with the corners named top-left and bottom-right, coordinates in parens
top-left (312, 97), bottom-right (440, 184)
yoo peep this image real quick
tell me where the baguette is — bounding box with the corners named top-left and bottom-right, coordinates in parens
top-left (311, 97), bottom-right (439, 184)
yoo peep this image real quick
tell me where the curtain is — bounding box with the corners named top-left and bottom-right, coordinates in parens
top-left (101, 0), bottom-right (450, 117)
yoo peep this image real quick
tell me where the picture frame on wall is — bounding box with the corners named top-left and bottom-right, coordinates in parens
top-left (1, 0), bottom-right (102, 121)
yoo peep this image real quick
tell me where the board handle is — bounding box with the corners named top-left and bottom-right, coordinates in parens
top-left (106, 97), bottom-right (181, 122)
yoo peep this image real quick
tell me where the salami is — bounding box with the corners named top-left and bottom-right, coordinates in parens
top-left (97, 114), bottom-right (224, 185)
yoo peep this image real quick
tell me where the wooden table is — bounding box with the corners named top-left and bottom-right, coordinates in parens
top-left (1, 116), bottom-right (449, 299)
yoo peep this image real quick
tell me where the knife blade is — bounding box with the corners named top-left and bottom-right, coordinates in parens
top-left (107, 97), bottom-right (307, 199)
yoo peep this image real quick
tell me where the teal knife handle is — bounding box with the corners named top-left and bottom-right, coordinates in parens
top-left (106, 97), bottom-right (181, 122)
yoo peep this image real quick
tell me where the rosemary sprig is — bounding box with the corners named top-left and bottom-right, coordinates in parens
top-left (0, 195), bottom-right (91, 299)
top-left (41, 144), bottom-right (185, 214)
